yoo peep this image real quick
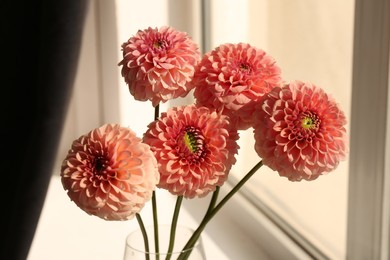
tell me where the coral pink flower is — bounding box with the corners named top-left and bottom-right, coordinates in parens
top-left (61, 124), bottom-right (159, 220)
top-left (253, 81), bottom-right (348, 181)
top-left (143, 105), bottom-right (239, 198)
top-left (119, 26), bottom-right (201, 107)
top-left (192, 43), bottom-right (282, 130)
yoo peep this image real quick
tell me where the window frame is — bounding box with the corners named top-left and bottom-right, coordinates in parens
top-left (346, 0), bottom-right (390, 259)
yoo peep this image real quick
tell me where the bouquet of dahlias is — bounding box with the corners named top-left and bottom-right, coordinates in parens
top-left (60, 26), bottom-right (348, 259)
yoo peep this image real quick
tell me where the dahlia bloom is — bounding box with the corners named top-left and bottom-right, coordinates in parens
top-left (192, 42), bottom-right (282, 130)
top-left (119, 26), bottom-right (201, 107)
top-left (61, 124), bottom-right (159, 220)
top-left (253, 81), bottom-right (348, 181)
top-left (143, 105), bottom-right (239, 198)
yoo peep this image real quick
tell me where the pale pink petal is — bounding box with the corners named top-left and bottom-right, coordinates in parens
top-left (60, 124), bottom-right (159, 221)
top-left (253, 81), bottom-right (348, 181)
top-left (143, 105), bottom-right (239, 198)
top-left (118, 26), bottom-right (201, 107)
top-left (192, 42), bottom-right (283, 130)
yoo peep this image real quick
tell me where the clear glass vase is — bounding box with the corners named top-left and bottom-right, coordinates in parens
top-left (123, 225), bottom-right (206, 260)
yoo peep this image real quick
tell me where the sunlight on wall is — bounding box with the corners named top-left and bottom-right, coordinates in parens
top-left (115, 0), bottom-right (169, 136)
top-left (216, 1), bottom-right (354, 258)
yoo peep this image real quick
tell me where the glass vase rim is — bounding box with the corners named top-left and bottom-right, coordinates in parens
top-left (125, 224), bottom-right (200, 256)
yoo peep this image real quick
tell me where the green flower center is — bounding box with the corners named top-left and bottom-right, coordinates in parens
top-left (301, 117), bottom-right (316, 129)
top-left (183, 131), bottom-right (198, 153)
top-left (176, 126), bottom-right (206, 164)
top-left (296, 111), bottom-right (321, 141)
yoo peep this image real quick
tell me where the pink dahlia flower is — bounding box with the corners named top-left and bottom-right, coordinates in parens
top-left (192, 42), bottom-right (282, 130)
top-left (143, 105), bottom-right (239, 198)
top-left (253, 81), bottom-right (348, 181)
top-left (61, 124), bottom-right (159, 220)
top-left (119, 26), bottom-right (201, 107)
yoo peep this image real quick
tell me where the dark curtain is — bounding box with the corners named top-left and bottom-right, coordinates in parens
top-left (0, 1), bottom-right (89, 259)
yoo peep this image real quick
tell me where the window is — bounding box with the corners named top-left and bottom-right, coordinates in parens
top-left (209, 1), bottom-right (353, 259)
top-left (54, 0), bottom-right (390, 259)
top-left (200, 1), bottom-right (390, 259)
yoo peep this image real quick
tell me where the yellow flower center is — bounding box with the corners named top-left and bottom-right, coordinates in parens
top-left (296, 111), bottom-right (321, 141)
top-left (176, 126), bottom-right (206, 164)
top-left (153, 39), bottom-right (167, 50)
top-left (183, 131), bottom-right (197, 153)
top-left (301, 117), bottom-right (316, 129)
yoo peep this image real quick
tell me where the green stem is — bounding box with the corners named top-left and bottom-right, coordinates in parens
top-left (177, 160), bottom-right (263, 260)
top-left (136, 213), bottom-right (150, 260)
top-left (206, 186), bottom-right (220, 215)
top-left (154, 104), bottom-right (160, 121)
top-left (166, 196), bottom-right (184, 260)
top-left (152, 104), bottom-right (160, 259)
top-left (179, 187), bottom-right (220, 259)
top-left (151, 191), bottom-right (159, 260)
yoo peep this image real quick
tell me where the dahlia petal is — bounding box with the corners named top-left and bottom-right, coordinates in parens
top-left (273, 121), bottom-right (285, 132)
top-left (296, 140), bottom-right (308, 150)
top-left (143, 104), bottom-right (239, 198)
top-left (100, 181), bottom-right (111, 194)
top-left (125, 168), bottom-right (145, 184)
top-left (301, 145), bottom-right (313, 160)
top-left (253, 81), bottom-right (348, 181)
top-left (119, 26), bottom-right (200, 105)
top-left (118, 156), bottom-right (143, 169)
top-left (60, 124), bottom-right (158, 221)
top-left (79, 178), bottom-right (89, 189)
top-left (116, 168), bottom-right (131, 180)
top-left (193, 42), bottom-right (282, 130)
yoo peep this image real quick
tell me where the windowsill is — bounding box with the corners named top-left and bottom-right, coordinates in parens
top-left (28, 175), bottom-right (230, 260)
top-left (28, 172), bottom-right (313, 260)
